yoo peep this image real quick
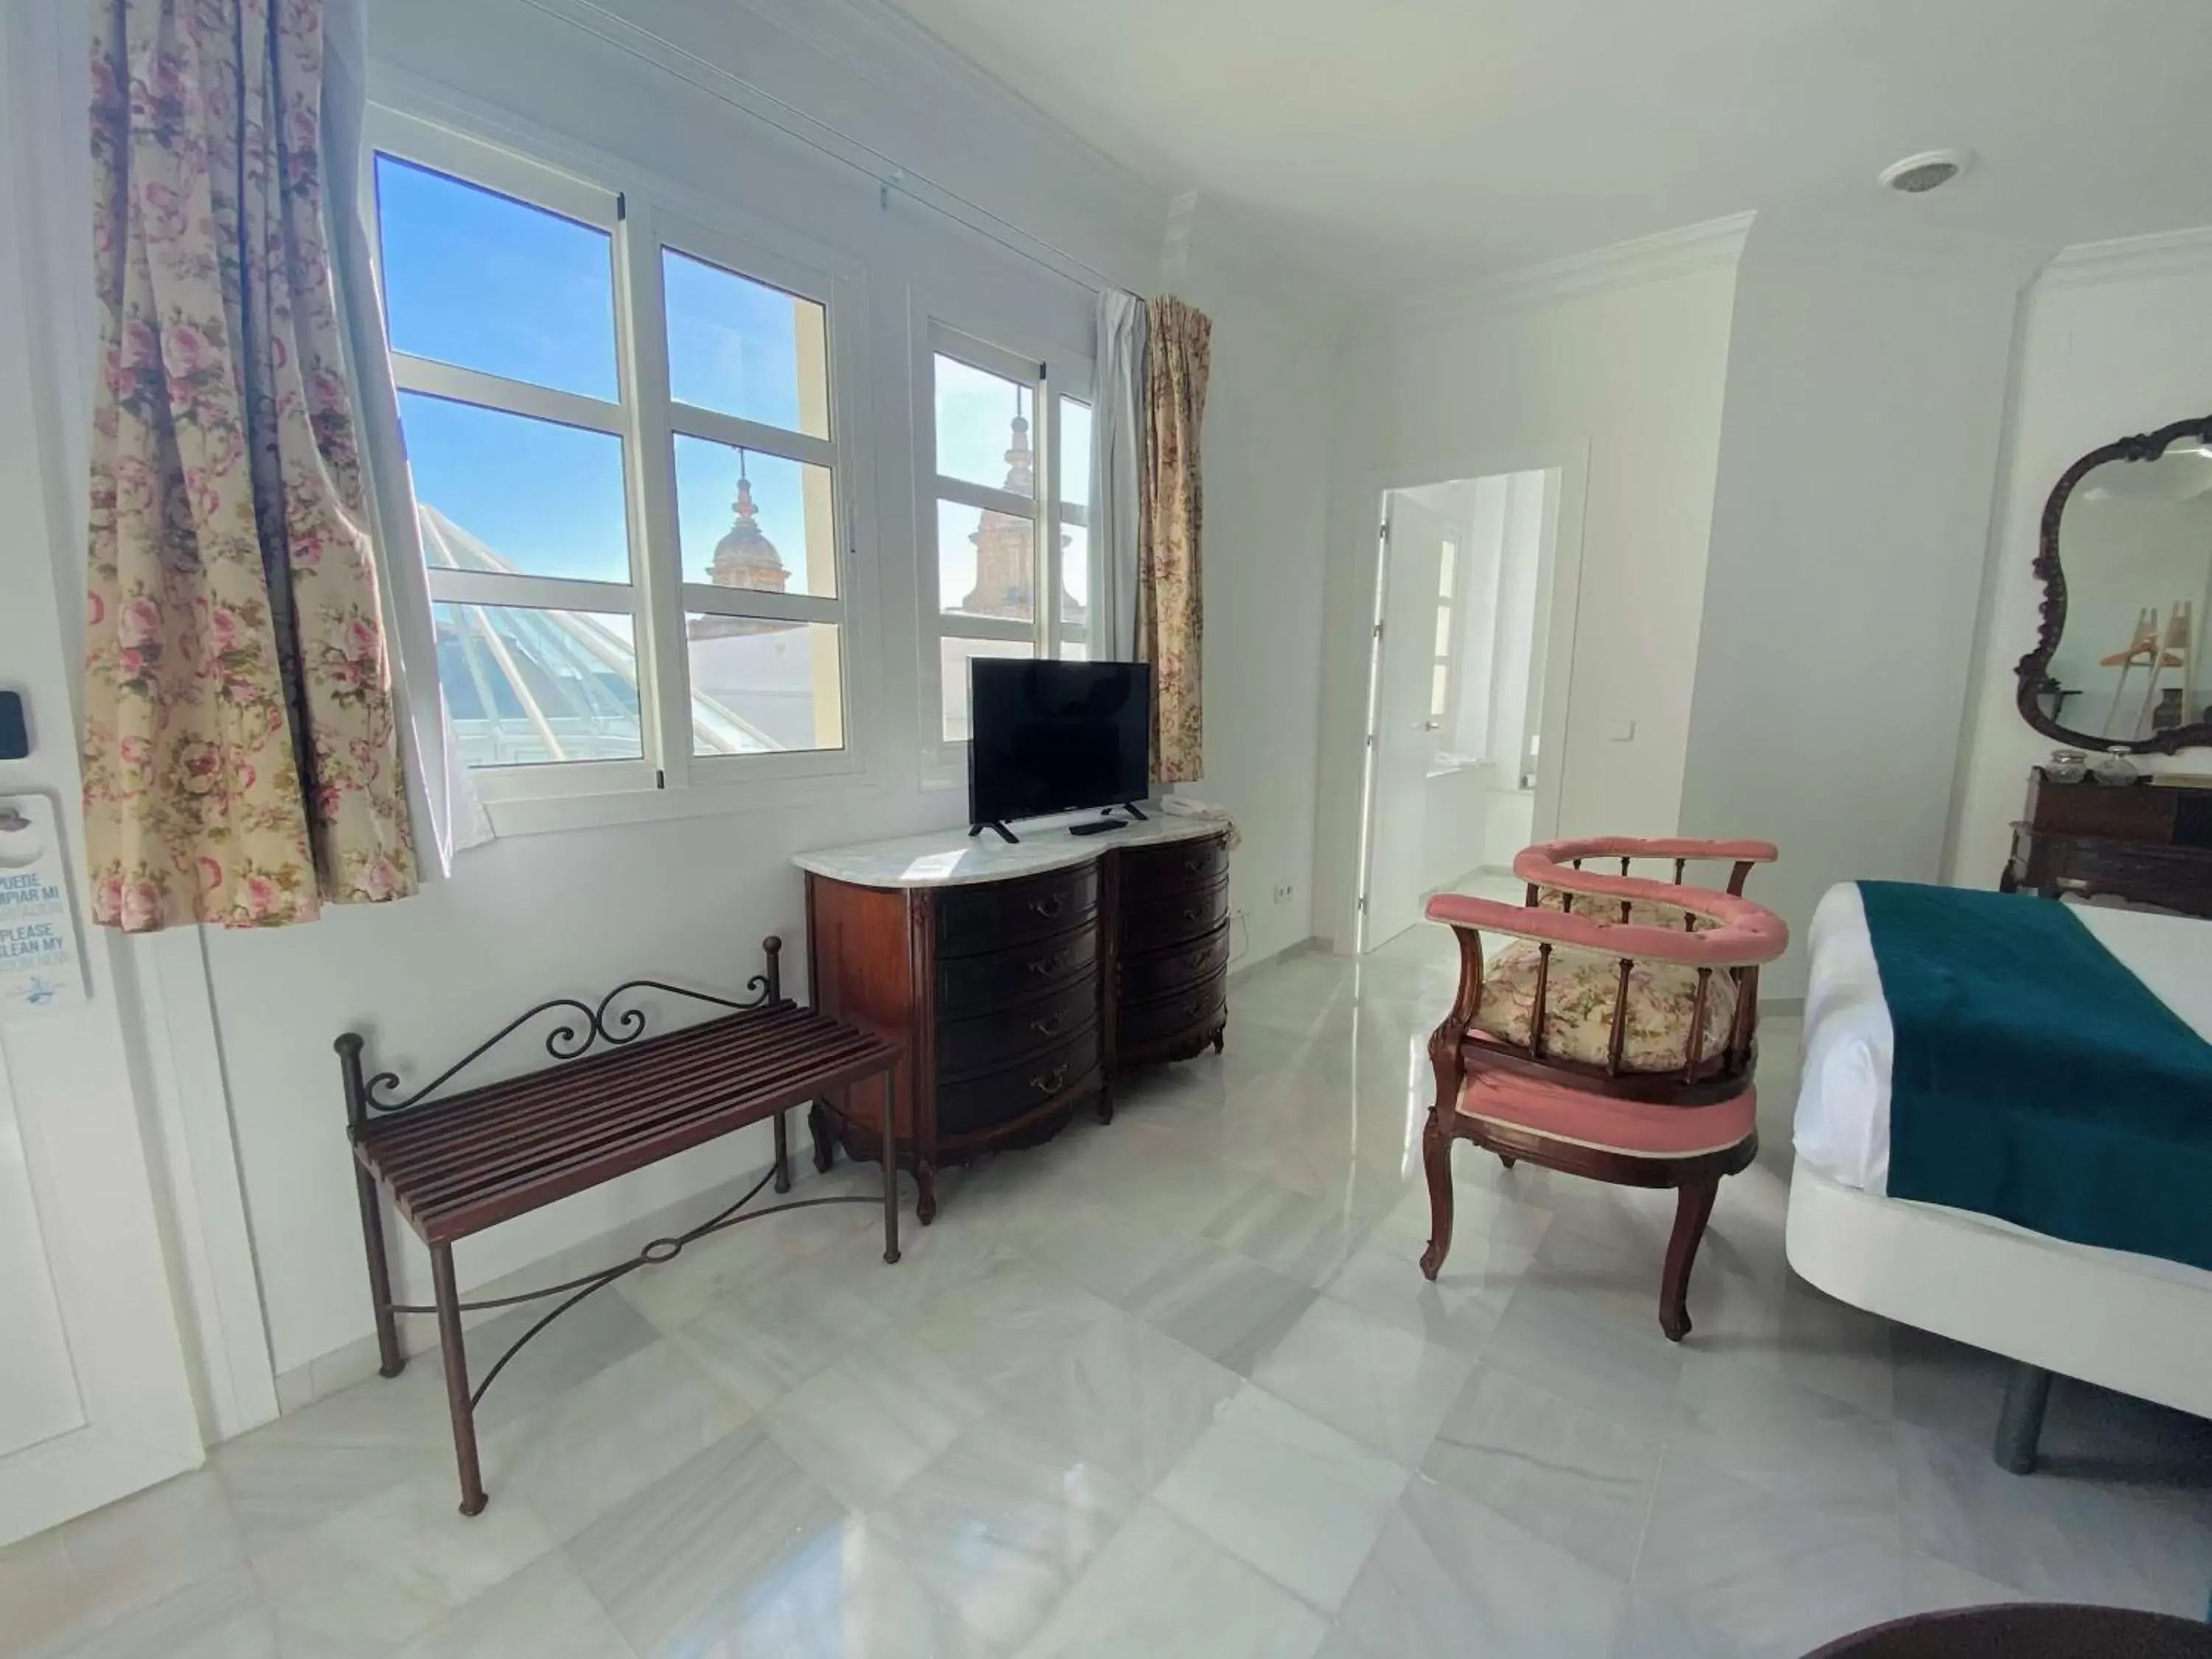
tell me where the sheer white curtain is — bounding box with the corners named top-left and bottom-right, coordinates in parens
top-left (1089, 288), bottom-right (1147, 661)
top-left (322, 0), bottom-right (492, 872)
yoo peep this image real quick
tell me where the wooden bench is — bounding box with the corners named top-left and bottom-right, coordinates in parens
top-left (338, 937), bottom-right (900, 1515)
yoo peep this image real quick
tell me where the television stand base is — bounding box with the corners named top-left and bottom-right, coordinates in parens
top-left (1069, 818), bottom-right (1126, 838)
top-left (1113, 801), bottom-right (1149, 821)
top-left (968, 821), bottom-right (1018, 845)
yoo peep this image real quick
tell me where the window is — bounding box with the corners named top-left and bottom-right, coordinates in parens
top-left (923, 324), bottom-right (1091, 745)
top-left (368, 114), bottom-right (855, 804)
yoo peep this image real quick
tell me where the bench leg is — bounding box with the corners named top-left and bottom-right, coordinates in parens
top-left (809, 1101), bottom-right (835, 1174)
top-left (880, 1072), bottom-right (900, 1265)
top-left (354, 1163), bottom-right (405, 1379)
top-left (773, 1109), bottom-right (793, 1194)
top-left (431, 1243), bottom-right (487, 1517)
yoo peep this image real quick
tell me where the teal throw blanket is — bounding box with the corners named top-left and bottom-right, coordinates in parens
top-left (1859, 881), bottom-right (2212, 1273)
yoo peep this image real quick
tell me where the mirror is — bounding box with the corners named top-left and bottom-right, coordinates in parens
top-left (2018, 417), bottom-right (2212, 754)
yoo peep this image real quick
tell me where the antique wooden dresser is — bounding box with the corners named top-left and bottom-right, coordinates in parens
top-left (795, 816), bottom-right (1231, 1220)
top-left (2000, 769), bottom-right (2212, 917)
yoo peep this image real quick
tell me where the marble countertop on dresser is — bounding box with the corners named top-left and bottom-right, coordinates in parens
top-left (793, 808), bottom-right (1226, 889)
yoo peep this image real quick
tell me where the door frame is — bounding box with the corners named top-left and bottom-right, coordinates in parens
top-left (1350, 440), bottom-right (1591, 953)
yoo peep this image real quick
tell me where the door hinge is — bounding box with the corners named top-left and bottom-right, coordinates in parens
top-left (1373, 622), bottom-right (1385, 640)
top-left (1357, 897), bottom-right (1368, 913)
top-left (654, 768), bottom-right (666, 790)
top-left (616, 192), bottom-right (627, 221)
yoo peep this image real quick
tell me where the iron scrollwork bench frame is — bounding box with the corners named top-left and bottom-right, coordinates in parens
top-left (339, 936), bottom-right (901, 1515)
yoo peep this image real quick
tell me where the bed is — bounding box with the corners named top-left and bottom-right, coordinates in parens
top-left (1784, 883), bottom-right (2212, 1470)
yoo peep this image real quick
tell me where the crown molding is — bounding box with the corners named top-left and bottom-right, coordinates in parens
top-left (1374, 212), bottom-right (1756, 340)
top-left (2038, 223), bottom-right (2212, 291)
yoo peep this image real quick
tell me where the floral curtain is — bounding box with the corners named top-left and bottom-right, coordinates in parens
top-left (1136, 295), bottom-right (1211, 783)
top-left (82, 0), bottom-right (416, 931)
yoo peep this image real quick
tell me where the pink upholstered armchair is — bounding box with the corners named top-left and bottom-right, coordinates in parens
top-left (1420, 838), bottom-right (1788, 1340)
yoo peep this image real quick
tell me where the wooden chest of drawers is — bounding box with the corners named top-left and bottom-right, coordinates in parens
top-left (803, 827), bottom-right (1231, 1222)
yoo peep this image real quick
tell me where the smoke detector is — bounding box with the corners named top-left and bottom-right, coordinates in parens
top-left (1879, 150), bottom-right (1972, 195)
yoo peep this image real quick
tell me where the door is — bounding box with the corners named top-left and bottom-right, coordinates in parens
top-left (0, 0), bottom-right (205, 1545)
top-left (1360, 492), bottom-right (1451, 951)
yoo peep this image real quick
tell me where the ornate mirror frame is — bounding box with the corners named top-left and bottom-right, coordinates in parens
top-left (2016, 414), bottom-right (2212, 754)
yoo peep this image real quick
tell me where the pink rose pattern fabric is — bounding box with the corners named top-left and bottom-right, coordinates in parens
top-left (83, 0), bottom-right (416, 931)
top-left (1137, 296), bottom-right (1211, 784)
top-left (1475, 940), bottom-right (1741, 1071)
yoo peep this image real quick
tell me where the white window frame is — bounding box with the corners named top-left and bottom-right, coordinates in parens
top-left (917, 314), bottom-right (1094, 770)
top-left (364, 105), bottom-right (869, 827)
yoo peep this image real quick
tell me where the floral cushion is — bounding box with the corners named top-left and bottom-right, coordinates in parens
top-left (1474, 939), bottom-right (1739, 1071)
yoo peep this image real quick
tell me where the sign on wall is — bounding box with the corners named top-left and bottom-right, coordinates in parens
top-left (0, 794), bottom-right (87, 1019)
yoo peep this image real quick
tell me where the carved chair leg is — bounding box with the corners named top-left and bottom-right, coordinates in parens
top-left (1660, 1177), bottom-right (1721, 1343)
top-left (1097, 1081), bottom-right (1116, 1124)
top-left (1211, 1024), bottom-right (1225, 1054)
top-left (1497, 1153), bottom-right (1517, 1169)
top-left (431, 1244), bottom-right (487, 1516)
top-left (772, 1109), bottom-right (793, 1194)
top-left (1419, 1108), bottom-right (1455, 1280)
top-left (808, 1100), bottom-right (835, 1174)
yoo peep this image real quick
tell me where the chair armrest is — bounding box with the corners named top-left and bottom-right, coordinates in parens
top-left (1423, 890), bottom-right (1787, 969)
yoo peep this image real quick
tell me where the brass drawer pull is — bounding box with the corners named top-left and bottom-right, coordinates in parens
top-left (1030, 1064), bottom-right (1068, 1095)
top-left (1183, 945), bottom-right (1213, 970)
top-left (1027, 950), bottom-right (1072, 977)
top-left (1026, 893), bottom-right (1065, 919)
top-left (1182, 854), bottom-right (1209, 874)
top-left (1181, 904), bottom-right (1205, 922)
top-left (1186, 990), bottom-right (1211, 1017)
top-left (1029, 1011), bottom-right (1066, 1037)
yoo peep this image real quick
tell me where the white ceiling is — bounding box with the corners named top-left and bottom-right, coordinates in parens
top-left (873, 0), bottom-right (2212, 293)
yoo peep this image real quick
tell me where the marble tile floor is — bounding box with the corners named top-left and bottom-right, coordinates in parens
top-left (9, 924), bottom-right (2212, 1659)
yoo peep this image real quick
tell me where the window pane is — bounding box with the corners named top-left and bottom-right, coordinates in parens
top-left (1058, 397), bottom-right (1092, 509)
top-left (674, 434), bottom-right (836, 598)
top-left (403, 393), bottom-right (630, 585)
top-left (937, 498), bottom-right (1034, 622)
top-left (663, 249), bottom-right (830, 439)
top-left (939, 636), bottom-right (1034, 743)
top-left (375, 156), bottom-right (616, 401)
top-left (1434, 603), bottom-right (1453, 658)
top-left (1431, 664), bottom-right (1450, 720)
top-left (1057, 522), bottom-right (1090, 639)
top-left (1057, 629), bottom-right (1090, 663)
top-left (1439, 540), bottom-right (1458, 599)
top-left (935, 354), bottom-right (1032, 495)
top-left (432, 603), bottom-right (640, 766)
top-left (688, 616), bottom-right (843, 756)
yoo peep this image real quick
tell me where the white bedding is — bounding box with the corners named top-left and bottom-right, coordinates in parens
top-left (1792, 882), bottom-right (2212, 1194)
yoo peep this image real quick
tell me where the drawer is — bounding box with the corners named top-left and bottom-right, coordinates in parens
top-left (1119, 916), bottom-right (1231, 1003)
top-left (1118, 970), bottom-right (1226, 1051)
top-left (935, 1021), bottom-right (1101, 1140)
top-left (936, 919), bottom-right (1099, 1015)
top-left (1122, 834), bottom-right (1229, 896)
top-left (1121, 875), bottom-right (1229, 955)
top-left (937, 976), bottom-right (1100, 1080)
top-left (937, 865), bottom-right (1099, 959)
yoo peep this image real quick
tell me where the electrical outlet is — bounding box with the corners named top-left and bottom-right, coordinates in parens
top-left (1272, 883), bottom-right (1295, 903)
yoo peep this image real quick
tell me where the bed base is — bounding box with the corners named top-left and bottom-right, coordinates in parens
top-left (1786, 1163), bottom-right (2212, 1474)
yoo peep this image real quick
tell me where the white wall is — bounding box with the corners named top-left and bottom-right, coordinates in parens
top-left (1168, 196), bottom-right (1335, 970)
top-left (5, 0), bottom-right (1338, 1393)
top-left (1948, 230), bottom-right (2212, 888)
top-left (1678, 218), bottom-right (2027, 997)
top-left (1314, 226), bottom-right (1746, 950)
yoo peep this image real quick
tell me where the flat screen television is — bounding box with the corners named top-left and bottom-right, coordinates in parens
top-left (968, 659), bottom-right (1151, 837)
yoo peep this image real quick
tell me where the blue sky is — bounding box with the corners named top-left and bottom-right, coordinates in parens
top-left (378, 155), bottom-right (1074, 605)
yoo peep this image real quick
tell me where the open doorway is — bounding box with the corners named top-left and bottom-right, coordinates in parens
top-left (1355, 466), bottom-right (1570, 953)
